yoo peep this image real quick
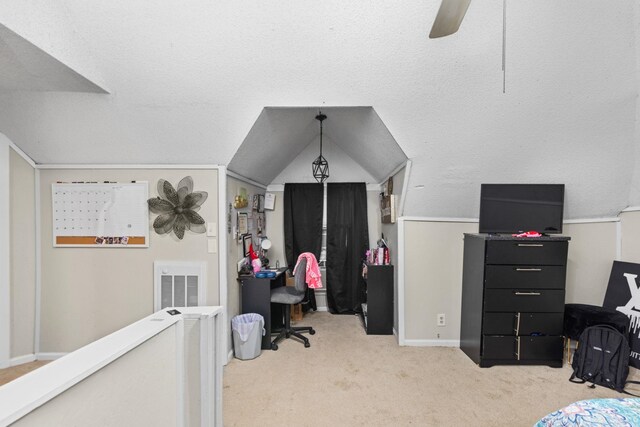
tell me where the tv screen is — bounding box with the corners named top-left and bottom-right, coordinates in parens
top-left (479, 184), bottom-right (565, 234)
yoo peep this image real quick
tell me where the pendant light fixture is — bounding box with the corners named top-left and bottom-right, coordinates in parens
top-left (311, 112), bottom-right (329, 183)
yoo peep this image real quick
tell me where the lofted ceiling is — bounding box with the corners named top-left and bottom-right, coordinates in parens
top-left (228, 107), bottom-right (407, 185)
top-left (0, 1), bottom-right (638, 218)
top-left (0, 24), bottom-right (107, 94)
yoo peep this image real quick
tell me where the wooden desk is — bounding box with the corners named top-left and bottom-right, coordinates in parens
top-left (238, 268), bottom-right (287, 350)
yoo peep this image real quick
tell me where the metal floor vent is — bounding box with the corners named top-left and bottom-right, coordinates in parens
top-left (154, 261), bottom-right (206, 311)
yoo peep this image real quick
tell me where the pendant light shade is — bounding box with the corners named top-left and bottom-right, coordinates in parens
top-left (312, 112), bottom-right (329, 183)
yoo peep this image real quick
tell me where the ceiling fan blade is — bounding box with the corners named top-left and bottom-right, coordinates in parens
top-left (429, 0), bottom-right (472, 39)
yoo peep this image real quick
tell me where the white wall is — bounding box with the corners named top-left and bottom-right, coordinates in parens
top-left (39, 169), bottom-right (219, 353)
top-left (9, 148), bottom-right (36, 358)
top-left (272, 135), bottom-right (378, 184)
top-left (1, 2), bottom-right (636, 220)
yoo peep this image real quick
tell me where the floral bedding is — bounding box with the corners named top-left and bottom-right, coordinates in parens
top-left (535, 398), bottom-right (640, 426)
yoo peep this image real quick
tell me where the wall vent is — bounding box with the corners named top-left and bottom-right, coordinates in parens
top-left (154, 261), bottom-right (206, 311)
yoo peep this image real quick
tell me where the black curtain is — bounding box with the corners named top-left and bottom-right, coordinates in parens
top-left (326, 183), bottom-right (369, 314)
top-left (283, 183), bottom-right (324, 310)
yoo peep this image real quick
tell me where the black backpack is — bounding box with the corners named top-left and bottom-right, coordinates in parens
top-left (569, 324), bottom-right (640, 395)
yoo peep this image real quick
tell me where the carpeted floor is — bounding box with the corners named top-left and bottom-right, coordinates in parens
top-left (223, 311), bottom-right (639, 426)
top-left (0, 361), bottom-right (49, 387)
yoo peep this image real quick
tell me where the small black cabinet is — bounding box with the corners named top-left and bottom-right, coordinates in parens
top-left (361, 264), bottom-right (393, 335)
top-left (460, 234), bottom-right (570, 367)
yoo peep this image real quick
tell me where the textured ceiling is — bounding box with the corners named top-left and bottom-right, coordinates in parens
top-left (228, 107), bottom-right (406, 185)
top-left (0, 24), bottom-right (107, 93)
top-left (0, 1), bottom-right (637, 218)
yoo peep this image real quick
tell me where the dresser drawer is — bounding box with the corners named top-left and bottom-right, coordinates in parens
top-left (484, 289), bottom-right (565, 312)
top-left (485, 240), bottom-right (568, 266)
top-left (482, 335), bottom-right (564, 361)
top-left (485, 265), bottom-right (566, 289)
top-left (518, 336), bottom-right (564, 360)
top-left (483, 312), bottom-right (563, 335)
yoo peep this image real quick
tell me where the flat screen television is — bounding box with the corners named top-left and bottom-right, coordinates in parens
top-left (478, 184), bottom-right (565, 234)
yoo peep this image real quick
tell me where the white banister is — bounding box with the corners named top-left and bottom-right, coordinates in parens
top-left (0, 306), bottom-right (223, 427)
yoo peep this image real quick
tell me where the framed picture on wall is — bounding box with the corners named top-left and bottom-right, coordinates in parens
top-left (238, 212), bottom-right (248, 235)
top-left (242, 233), bottom-right (253, 257)
top-left (258, 194), bottom-right (265, 213)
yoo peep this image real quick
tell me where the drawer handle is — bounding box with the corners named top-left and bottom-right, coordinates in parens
top-left (514, 291), bottom-right (541, 296)
top-left (515, 337), bottom-right (521, 361)
top-left (516, 268), bottom-right (542, 272)
top-left (514, 312), bottom-right (521, 335)
top-left (517, 243), bottom-right (544, 247)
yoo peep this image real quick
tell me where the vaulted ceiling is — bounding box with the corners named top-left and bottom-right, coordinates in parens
top-left (0, 1), bottom-right (638, 218)
top-left (228, 107), bottom-right (406, 185)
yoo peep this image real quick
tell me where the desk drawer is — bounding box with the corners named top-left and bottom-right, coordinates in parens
top-left (485, 265), bottom-right (566, 289)
top-left (484, 289), bottom-right (565, 312)
top-left (483, 312), bottom-right (563, 335)
top-left (486, 241), bottom-right (568, 266)
top-left (483, 335), bottom-right (564, 361)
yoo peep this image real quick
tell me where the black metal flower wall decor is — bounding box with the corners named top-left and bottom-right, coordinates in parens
top-left (147, 176), bottom-right (208, 240)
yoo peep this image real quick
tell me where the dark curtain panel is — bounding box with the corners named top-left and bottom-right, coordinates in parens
top-left (326, 183), bottom-right (369, 314)
top-left (283, 183), bottom-right (324, 311)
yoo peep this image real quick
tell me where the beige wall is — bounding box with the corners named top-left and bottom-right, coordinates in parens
top-left (403, 221), bottom-right (477, 342)
top-left (381, 165), bottom-right (404, 333)
top-left (564, 221), bottom-right (618, 305)
top-left (621, 210), bottom-right (640, 263)
top-left (401, 219), bottom-right (622, 343)
top-left (39, 169), bottom-right (219, 353)
top-left (226, 176), bottom-right (265, 352)
top-left (9, 148), bottom-right (36, 358)
top-left (264, 191), bottom-right (286, 268)
top-left (13, 324), bottom-right (179, 426)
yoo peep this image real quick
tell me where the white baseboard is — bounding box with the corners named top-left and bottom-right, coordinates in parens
top-left (10, 354), bottom-right (36, 366)
top-left (227, 350), bottom-right (233, 364)
top-left (0, 360), bottom-right (8, 369)
top-left (402, 339), bottom-right (460, 347)
top-left (36, 352), bottom-right (67, 361)
top-left (315, 306), bottom-right (328, 312)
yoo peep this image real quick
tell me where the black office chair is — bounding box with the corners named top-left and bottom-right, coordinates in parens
top-left (270, 257), bottom-right (316, 350)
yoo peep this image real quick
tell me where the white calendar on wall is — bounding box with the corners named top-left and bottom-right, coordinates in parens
top-left (52, 182), bottom-right (149, 247)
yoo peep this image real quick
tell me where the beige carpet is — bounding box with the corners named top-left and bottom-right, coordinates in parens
top-left (224, 311), bottom-right (639, 427)
top-left (0, 361), bottom-right (50, 387)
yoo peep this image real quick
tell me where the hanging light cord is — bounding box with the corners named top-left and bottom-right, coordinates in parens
top-left (502, 0), bottom-right (507, 93)
top-left (319, 114), bottom-right (323, 156)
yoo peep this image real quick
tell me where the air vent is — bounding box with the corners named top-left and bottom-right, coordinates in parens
top-left (154, 261), bottom-right (206, 311)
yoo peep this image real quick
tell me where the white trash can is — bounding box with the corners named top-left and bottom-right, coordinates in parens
top-left (231, 313), bottom-right (265, 360)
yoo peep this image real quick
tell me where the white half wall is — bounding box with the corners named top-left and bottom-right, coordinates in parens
top-left (11, 324), bottom-right (180, 427)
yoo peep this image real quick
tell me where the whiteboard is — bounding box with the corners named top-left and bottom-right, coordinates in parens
top-left (52, 182), bottom-right (149, 247)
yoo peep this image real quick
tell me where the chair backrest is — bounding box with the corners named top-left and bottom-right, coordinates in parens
top-left (294, 257), bottom-right (308, 294)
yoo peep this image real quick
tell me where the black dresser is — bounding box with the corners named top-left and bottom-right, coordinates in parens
top-left (460, 234), bottom-right (570, 367)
